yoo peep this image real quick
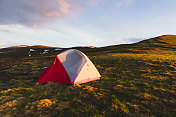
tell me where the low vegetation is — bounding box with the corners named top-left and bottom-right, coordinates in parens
top-left (0, 35), bottom-right (176, 116)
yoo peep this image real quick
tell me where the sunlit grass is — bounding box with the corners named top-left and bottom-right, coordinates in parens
top-left (0, 36), bottom-right (176, 116)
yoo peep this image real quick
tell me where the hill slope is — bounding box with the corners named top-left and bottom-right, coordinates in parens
top-left (0, 35), bottom-right (176, 116)
top-left (0, 45), bottom-right (63, 58)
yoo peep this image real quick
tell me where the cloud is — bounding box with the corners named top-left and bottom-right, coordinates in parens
top-left (170, 18), bottom-right (176, 23)
top-left (0, 40), bottom-right (7, 47)
top-left (54, 24), bottom-right (105, 45)
top-left (0, 25), bottom-right (26, 34)
top-left (0, 0), bottom-right (119, 28)
top-left (56, 0), bottom-right (70, 13)
top-left (114, 37), bottom-right (144, 45)
top-left (0, 25), bottom-right (18, 34)
top-left (127, 38), bottom-right (145, 43)
top-left (0, 28), bottom-right (15, 34)
top-left (0, 0), bottom-right (75, 27)
top-left (84, 0), bottom-right (107, 7)
top-left (116, 0), bottom-right (133, 7)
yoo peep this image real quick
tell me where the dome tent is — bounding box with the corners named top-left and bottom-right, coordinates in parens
top-left (37, 49), bottom-right (101, 84)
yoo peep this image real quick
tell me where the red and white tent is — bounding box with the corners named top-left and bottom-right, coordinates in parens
top-left (37, 49), bottom-right (101, 84)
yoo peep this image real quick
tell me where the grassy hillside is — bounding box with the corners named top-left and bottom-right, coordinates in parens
top-left (0, 35), bottom-right (176, 116)
top-left (0, 45), bottom-right (62, 58)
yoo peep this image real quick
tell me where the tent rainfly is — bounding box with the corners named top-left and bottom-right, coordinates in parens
top-left (37, 49), bottom-right (101, 84)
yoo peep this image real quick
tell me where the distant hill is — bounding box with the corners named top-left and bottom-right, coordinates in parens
top-left (77, 35), bottom-right (176, 55)
top-left (0, 45), bottom-right (63, 58)
top-left (0, 35), bottom-right (175, 59)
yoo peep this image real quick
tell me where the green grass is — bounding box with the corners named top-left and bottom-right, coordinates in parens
top-left (0, 35), bottom-right (176, 116)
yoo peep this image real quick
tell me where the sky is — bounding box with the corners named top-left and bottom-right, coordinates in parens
top-left (0, 0), bottom-right (176, 48)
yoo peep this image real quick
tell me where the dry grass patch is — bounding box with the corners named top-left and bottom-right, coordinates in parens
top-left (37, 99), bottom-right (56, 110)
